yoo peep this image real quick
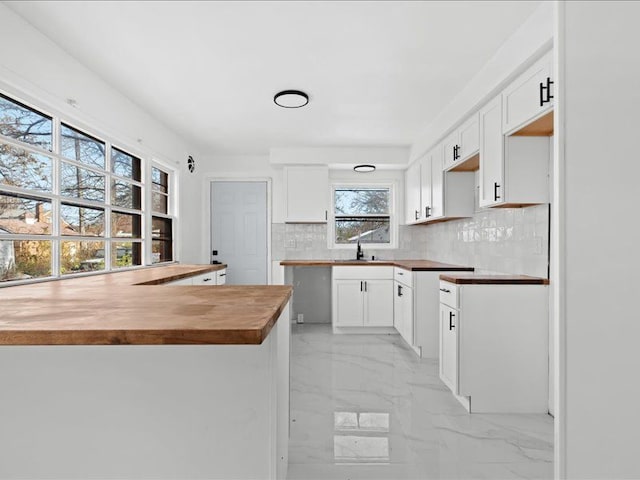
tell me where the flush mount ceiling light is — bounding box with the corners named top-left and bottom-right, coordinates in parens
top-left (353, 164), bottom-right (376, 173)
top-left (274, 90), bottom-right (309, 108)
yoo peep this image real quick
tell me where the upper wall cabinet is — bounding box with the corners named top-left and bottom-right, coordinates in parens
top-left (406, 146), bottom-right (474, 224)
top-left (502, 51), bottom-right (554, 135)
top-left (442, 113), bottom-right (480, 171)
top-left (285, 166), bottom-right (329, 223)
top-left (405, 160), bottom-right (422, 224)
top-left (479, 95), bottom-right (550, 208)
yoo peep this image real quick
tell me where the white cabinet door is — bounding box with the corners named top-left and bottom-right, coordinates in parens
top-left (402, 285), bottom-right (414, 346)
top-left (216, 269), bottom-right (227, 285)
top-left (394, 281), bottom-right (414, 345)
top-left (419, 152), bottom-right (432, 220)
top-left (439, 304), bottom-right (458, 394)
top-left (393, 281), bottom-right (404, 333)
top-left (502, 51), bottom-right (554, 135)
top-left (334, 279), bottom-right (364, 326)
top-left (479, 95), bottom-right (504, 207)
top-left (365, 280), bottom-right (394, 327)
top-left (285, 166), bottom-right (329, 223)
top-left (167, 277), bottom-right (193, 286)
top-left (405, 161), bottom-right (422, 224)
top-left (429, 147), bottom-right (444, 220)
top-left (442, 131), bottom-right (459, 171)
top-left (459, 113), bottom-right (479, 161)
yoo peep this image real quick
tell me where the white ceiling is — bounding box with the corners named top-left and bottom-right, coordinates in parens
top-left (7, 1), bottom-right (541, 155)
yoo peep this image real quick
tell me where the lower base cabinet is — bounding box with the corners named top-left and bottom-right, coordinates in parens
top-left (167, 269), bottom-right (227, 286)
top-left (394, 278), bottom-right (414, 348)
top-left (439, 303), bottom-right (458, 394)
top-left (439, 280), bottom-right (548, 413)
top-left (332, 267), bottom-right (394, 329)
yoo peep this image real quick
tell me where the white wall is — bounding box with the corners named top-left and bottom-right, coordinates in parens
top-left (556, 1), bottom-right (640, 478)
top-left (0, 3), bottom-right (200, 263)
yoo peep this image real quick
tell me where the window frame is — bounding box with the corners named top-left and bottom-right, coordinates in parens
top-left (329, 182), bottom-right (397, 250)
top-left (0, 89), bottom-right (178, 285)
top-left (149, 162), bottom-right (176, 265)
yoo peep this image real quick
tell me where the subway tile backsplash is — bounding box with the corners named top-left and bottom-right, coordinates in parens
top-left (272, 203), bottom-right (549, 278)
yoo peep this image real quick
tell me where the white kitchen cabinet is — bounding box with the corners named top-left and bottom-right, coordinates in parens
top-left (393, 267), bottom-right (473, 359)
top-left (430, 167), bottom-right (475, 222)
top-left (332, 266), bottom-right (394, 331)
top-left (502, 51), bottom-right (554, 135)
top-left (439, 303), bottom-right (458, 394)
top-left (442, 131), bottom-right (459, 172)
top-left (334, 280), bottom-right (364, 326)
top-left (479, 95), bottom-right (550, 208)
top-left (191, 268), bottom-right (227, 285)
top-left (438, 279), bottom-right (549, 413)
top-left (284, 166), bottom-right (329, 223)
top-left (479, 95), bottom-right (504, 208)
top-left (420, 150), bottom-right (432, 220)
top-left (365, 280), bottom-right (395, 327)
top-left (409, 146), bottom-right (474, 224)
top-left (394, 277), bottom-right (414, 348)
top-left (191, 271), bottom-right (217, 285)
top-left (404, 160), bottom-right (422, 224)
top-left (167, 268), bottom-right (227, 286)
top-left (458, 113), bottom-right (480, 161)
top-left (442, 113), bottom-right (480, 171)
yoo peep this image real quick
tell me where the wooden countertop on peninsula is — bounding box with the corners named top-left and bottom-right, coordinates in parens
top-left (439, 273), bottom-right (550, 285)
top-left (0, 264), bottom-right (292, 346)
top-left (280, 259), bottom-right (474, 271)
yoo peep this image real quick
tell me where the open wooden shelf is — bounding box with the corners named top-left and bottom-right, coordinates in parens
top-left (511, 111), bottom-right (554, 136)
top-left (449, 153), bottom-right (479, 172)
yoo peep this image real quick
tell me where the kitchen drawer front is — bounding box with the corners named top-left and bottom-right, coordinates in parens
top-left (191, 271), bottom-right (217, 285)
top-left (439, 281), bottom-right (459, 308)
top-left (393, 267), bottom-right (413, 288)
top-left (332, 266), bottom-right (393, 280)
top-left (216, 269), bottom-right (227, 285)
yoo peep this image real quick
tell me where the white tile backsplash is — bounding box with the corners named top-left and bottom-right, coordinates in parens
top-left (272, 204), bottom-right (549, 278)
top-left (421, 204), bottom-right (549, 277)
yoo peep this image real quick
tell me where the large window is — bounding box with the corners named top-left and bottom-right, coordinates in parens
top-left (332, 186), bottom-right (393, 247)
top-left (0, 91), bottom-right (174, 283)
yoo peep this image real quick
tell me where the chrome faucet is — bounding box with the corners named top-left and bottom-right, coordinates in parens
top-left (356, 240), bottom-right (364, 260)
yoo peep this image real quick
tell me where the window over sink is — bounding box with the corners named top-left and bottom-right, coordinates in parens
top-left (331, 185), bottom-right (395, 249)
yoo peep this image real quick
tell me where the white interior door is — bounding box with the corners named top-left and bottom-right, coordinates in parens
top-left (211, 181), bottom-right (267, 285)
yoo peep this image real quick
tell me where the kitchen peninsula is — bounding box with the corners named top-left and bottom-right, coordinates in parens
top-left (0, 264), bottom-right (292, 479)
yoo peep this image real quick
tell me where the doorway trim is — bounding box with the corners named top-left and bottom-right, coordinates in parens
top-left (202, 176), bottom-right (272, 284)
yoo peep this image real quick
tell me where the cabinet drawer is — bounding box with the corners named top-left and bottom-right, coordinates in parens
top-left (393, 267), bottom-right (413, 287)
top-left (439, 281), bottom-right (459, 308)
top-left (333, 266), bottom-right (393, 280)
top-left (216, 269), bottom-right (227, 285)
top-left (191, 272), bottom-right (217, 285)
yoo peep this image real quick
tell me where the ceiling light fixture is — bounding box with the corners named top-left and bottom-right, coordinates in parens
top-left (274, 90), bottom-right (309, 108)
top-left (353, 164), bottom-right (376, 173)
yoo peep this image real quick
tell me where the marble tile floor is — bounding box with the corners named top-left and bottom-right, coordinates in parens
top-left (287, 324), bottom-right (553, 480)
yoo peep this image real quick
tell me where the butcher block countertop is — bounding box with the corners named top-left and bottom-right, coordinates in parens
top-left (0, 264), bottom-right (292, 346)
top-left (439, 273), bottom-right (550, 285)
top-left (280, 259), bottom-right (474, 271)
